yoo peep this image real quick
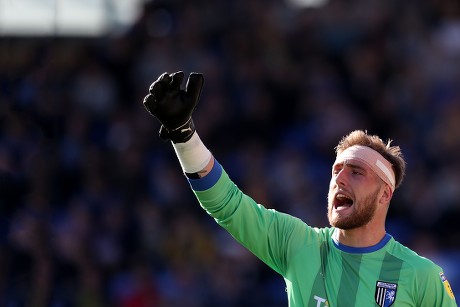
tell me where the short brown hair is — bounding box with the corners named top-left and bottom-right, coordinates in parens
top-left (335, 130), bottom-right (406, 189)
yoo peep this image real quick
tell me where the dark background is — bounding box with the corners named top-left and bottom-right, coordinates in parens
top-left (1, 0), bottom-right (459, 306)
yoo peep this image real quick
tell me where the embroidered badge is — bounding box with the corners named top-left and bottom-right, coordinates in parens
top-left (440, 272), bottom-right (456, 300)
top-left (375, 281), bottom-right (398, 307)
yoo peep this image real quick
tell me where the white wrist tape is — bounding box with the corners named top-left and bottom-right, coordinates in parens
top-left (172, 132), bottom-right (212, 173)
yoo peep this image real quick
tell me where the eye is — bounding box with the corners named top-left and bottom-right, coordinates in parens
top-left (332, 168), bottom-right (341, 175)
top-left (351, 168), bottom-right (365, 176)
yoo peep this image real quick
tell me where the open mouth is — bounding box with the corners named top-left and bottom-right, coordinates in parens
top-left (334, 193), bottom-right (354, 211)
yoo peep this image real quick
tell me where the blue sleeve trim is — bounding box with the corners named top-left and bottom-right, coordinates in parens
top-left (332, 232), bottom-right (393, 254)
top-left (188, 160), bottom-right (223, 191)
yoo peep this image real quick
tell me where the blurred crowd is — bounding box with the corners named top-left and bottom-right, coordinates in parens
top-left (1, 0), bottom-right (460, 306)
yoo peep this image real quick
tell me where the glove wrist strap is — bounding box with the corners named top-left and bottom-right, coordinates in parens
top-left (160, 118), bottom-right (195, 143)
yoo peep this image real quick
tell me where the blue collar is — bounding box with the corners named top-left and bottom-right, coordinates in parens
top-left (332, 232), bottom-right (392, 254)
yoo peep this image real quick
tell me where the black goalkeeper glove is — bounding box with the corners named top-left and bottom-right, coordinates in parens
top-left (143, 71), bottom-right (204, 143)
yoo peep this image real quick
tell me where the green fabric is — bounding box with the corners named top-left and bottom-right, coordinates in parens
top-left (193, 168), bottom-right (457, 307)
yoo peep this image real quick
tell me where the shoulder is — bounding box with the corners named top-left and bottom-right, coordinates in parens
top-left (272, 212), bottom-right (333, 251)
top-left (389, 239), bottom-right (437, 265)
top-left (387, 238), bottom-right (443, 276)
top-left (388, 240), bottom-right (457, 305)
top-left (271, 211), bottom-right (333, 239)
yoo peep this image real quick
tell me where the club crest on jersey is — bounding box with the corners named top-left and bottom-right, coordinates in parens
top-left (375, 281), bottom-right (397, 307)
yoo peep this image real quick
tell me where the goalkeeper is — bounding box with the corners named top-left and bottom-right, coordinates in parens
top-left (143, 71), bottom-right (457, 307)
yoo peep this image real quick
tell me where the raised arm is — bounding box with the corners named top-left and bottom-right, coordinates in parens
top-left (143, 71), bottom-right (213, 178)
top-left (141, 71), bottom-right (312, 275)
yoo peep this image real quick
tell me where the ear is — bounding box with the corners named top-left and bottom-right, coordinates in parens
top-left (379, 184), bottom-right (393, 205)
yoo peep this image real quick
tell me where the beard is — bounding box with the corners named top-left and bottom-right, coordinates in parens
top-left (327, 188), bottom-right (379, 230)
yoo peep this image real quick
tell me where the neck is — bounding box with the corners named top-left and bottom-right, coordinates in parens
top-left (334, 225), bottom-right (386, 248)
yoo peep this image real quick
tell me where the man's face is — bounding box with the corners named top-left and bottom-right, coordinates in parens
top-left (327, 158), bottom-right (382, 230)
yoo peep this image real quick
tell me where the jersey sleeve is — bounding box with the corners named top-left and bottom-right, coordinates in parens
top-left (187, 160), bottom-right (322, 276)
top-left (415, 261), bottom-right (457, 306)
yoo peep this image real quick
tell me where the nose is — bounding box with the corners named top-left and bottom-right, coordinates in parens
top-left (333, 168), bottom-right (348, 187)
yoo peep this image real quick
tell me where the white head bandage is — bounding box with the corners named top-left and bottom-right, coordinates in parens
top-left (335, 145), bottom-right (396, 191)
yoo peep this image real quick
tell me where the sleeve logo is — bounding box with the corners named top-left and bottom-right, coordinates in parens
top-left (440, 272), bottom-right (456, 300)
top-left (375, 281), bottom-right (398, 307)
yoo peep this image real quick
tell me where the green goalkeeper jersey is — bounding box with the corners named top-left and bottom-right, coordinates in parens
top-left (188, 161), bottom-right (457, 307)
